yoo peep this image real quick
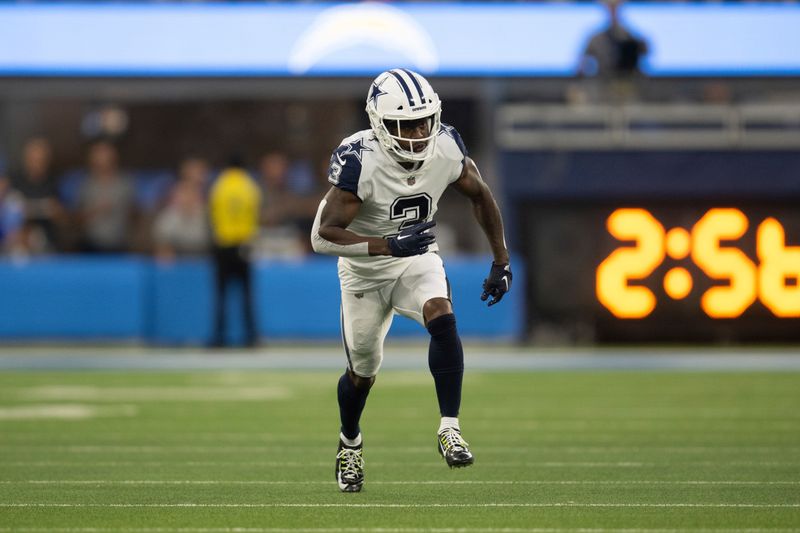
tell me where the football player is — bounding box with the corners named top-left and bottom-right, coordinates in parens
top-left (311, 69), bottom-right (512, 492)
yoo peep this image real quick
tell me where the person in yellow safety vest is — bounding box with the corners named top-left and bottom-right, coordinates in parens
top-left (208, 162), bottom-right (262, 347)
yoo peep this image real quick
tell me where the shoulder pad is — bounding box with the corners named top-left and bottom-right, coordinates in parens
top-left (328, 137), bottom-right (374, 195)
top-left (438, 123), bottom-right (468, 158)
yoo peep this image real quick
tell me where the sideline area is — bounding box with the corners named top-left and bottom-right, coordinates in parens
top-left (1, 344), bottom-right (799, 371)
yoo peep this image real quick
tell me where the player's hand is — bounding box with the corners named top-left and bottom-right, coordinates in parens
top-left (387, 220), bottom-right (436, 257)
top-left (481, 262), bottom-right (512, 306)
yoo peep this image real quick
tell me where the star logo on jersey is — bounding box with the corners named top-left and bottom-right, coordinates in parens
top-left (340, 138), bottom-right (373, 163)
top-left (439, 123), bottom-right (455, 138)
top-left (367, 81), bottom-right (388, 108)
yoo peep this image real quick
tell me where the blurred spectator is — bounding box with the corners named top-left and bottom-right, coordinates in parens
top-left (0, 175), bottom-right (25, 256)
top-left (81, 104), bottom-right (129, 142)
top-left (208, 161), bottom-right (262, 348)
top-left (127, 156), bottom-right (208, 254)
top-left (574, 0), bottom-right (649, 104)
top-left (76, 140), bottom-right (136, 253)
top-left (259, 151), bottom-right (294, 228)
top-left (257, 151), bottom-right (320, 256)
top-left (153, 178), bottom-right (210, 263)
top-left (578, 0), bottom-right (649, 79)
top-left (11, 137), bottom-right (66, 254)
top-left (177, 155), bottom-right (212, 193)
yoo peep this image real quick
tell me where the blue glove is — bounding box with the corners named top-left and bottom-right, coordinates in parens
top-left (481, 262), bottom-right (512, 306)
top-left (388, 220), bottom-right (436, 257)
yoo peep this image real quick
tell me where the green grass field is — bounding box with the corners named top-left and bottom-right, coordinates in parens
top-left (1, 368), bottom-right (799, 532)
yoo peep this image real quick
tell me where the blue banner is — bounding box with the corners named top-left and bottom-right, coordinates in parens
top-left (1, 2), bottom-right (797, 77)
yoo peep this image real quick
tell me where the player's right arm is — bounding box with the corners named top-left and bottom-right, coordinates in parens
top-left (311, 137), bottom-right (435, 258)
top-left (311, 187), bottom-right (436, 257)
top-left (312, 188), bottom-right (436, 258)
top-left (311, 186), bottom-right (391, 257)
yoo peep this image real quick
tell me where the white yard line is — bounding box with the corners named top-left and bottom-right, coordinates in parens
top-left (2, 480), bottom-right (799, 486)
top-left (1, 503), bottom-right (799, 508)
top-left (0, 527), bottom-right (800, 533)
top-left (0, 461), bottom-right (335, 468)
top-left (2, 528), bottom-right (800, 533)
top-left (2, 460), bottom-right (798, 468)
top-left (1, 445), bottom-right (798, 453)
top-left (2, 422), bottom-right (799, 440)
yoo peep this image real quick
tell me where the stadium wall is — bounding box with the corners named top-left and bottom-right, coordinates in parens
top-left (0, 256), bottom-right (523, 344)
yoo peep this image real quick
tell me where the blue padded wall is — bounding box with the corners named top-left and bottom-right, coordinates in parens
top-left (0, 256), bottom-right (522, 344)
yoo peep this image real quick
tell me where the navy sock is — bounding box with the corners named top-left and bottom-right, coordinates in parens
top-left (337, 371), bottom-right (371, 440)
top-left (427, 313), bottom-right (464, 417)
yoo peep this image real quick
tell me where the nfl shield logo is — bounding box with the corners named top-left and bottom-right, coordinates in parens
top-left (407, 176), bottom-right (416, 186)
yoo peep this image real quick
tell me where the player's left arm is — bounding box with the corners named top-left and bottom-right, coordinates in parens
top-left (451, 157), bottom-right (513, 306)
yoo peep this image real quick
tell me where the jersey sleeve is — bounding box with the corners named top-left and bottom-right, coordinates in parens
top-left (327, 143), bottom-right (363, 198)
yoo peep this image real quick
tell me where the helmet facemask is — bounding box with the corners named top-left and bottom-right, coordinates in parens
top-left (376, 112), bottom-right (441, 163)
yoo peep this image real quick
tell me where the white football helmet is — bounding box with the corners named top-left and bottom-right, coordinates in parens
top-left (365, 69), bottom-right (442, 163)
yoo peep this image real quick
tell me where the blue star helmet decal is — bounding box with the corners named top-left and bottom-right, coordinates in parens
top-left (341, 138), bottom-right (373, 163)
top-left (367, 81), bottom-right (388, 108)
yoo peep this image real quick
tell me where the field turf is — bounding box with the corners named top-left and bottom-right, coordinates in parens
top-left (0, 369), bottom-right (799, 532)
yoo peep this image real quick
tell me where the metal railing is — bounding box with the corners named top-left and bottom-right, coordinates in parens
top-left (496, 103), bottom-right (800, 150)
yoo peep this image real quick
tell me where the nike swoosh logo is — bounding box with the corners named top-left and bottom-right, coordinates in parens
top-left (397, 234), bottom-right (410, 240)
top-left (502, 276), bottom-right (509, 291)
top-left (336, 153), bottom-right (346, 165)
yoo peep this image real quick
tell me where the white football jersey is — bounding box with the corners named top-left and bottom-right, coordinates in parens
top-left (327, 123), bottom-right (468, 291)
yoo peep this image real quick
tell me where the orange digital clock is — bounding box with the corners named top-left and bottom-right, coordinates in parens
top-left (596, 208), bottom-right (800, 319)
